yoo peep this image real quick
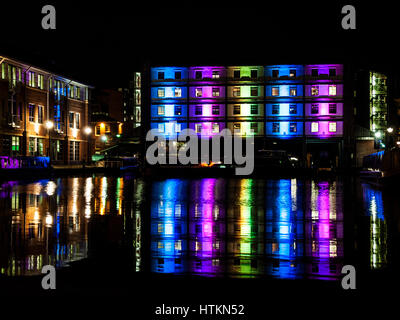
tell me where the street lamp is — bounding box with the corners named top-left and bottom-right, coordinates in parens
top-left (45, 121), bottom-right (53, 164)
top-left (84, 126), bottom-right (92, 163)
top-left (387, 127), bottom-right (394, 133)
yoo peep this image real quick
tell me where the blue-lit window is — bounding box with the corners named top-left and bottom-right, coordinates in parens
top-left (290, 123), bottom-right (297, 133)
top-left (250, 87), bottom-right (258, 97)
top-left (212, 105), bottom-right (220, 115)
top-left (271, 87), bottom-right (279, 96)
top-left (174, 106), bottom-right (182, 115)
top-left (158, 123), bottom-right (165, 133)
top-left (289, 105), bottom-right (297, 115)
top-left (311, 104), bottom-right (319, 114)
top-left (272, 122), bottom-right (280, 133)
top-left (233, 105), bottom-right (241, 115)
top-left (158, 72), bottom-right (164, 80)
top-left (251, 105), bottom-right (258, 115)
top-left (175, 123), bottom-right (181, 132)
top-left (290, 87), bottom-right (297, 96)
top-left (329, 104), bottom-right (337, 114)
top-left (272, 105), bottom-right (279, 115)
top-left (195, 106), bottom-right (202, 115)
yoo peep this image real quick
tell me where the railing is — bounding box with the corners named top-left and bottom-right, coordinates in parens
top-left (6, 115), bottom-right (22, 128)
top-left (0, 156), bottom-right (50, 169)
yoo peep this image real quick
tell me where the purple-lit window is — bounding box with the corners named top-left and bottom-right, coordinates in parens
top-left (195, 88), bottom-right (202, 97)
top-left (233, 105), bottom-right (240, 115)
top-left (290, 123), bottom-right (297, 133)
top-left (272, 105), bottom-right (279, 114)
top-left (311, 69), bottom-right (318, 77)
top-left (272, 87), bottom-right (279, 96)
top-left (329, 85), bottom-right (337, 96)
top-left (272, 123), bottom-right (280, 133)
top-left (251, 105), bottom-right (258, 115)
top-left (311, 86), bottom-right (319, 96)
top-left (329, 68), bottom-right (336, 76)
top-left (158, 72), bottom-right (164, 80)
top-left (195, 71), bottom-right (202, 79)
top-left (233, 87), bottom-right (240, 97)
top-left (311, 104), bottom-right (319, 114)
top-left (290, 87), bottom-right (297, 96)
top-left (175, 71), bottom-right (181, 80)
top-left (329, 104), bottom-right (337, 114)
top-left (212, 71), bottom-right (220, 79)
top-left (195, 106), bottom-right (202, 115)
top-left (289, 105), bottom-right (297, 114)
top-left (233, 70), bottom-right (240, 79)
top-left (212, 106), bottom-right (220, 115)
top-left (212, 88), bottom-right (220, 97)
top-left (250, 87), bottom-right (258, 97)
top-left (272, 70), bottom-right (279, 78)
top-left (251, 69), bottom-right (258, 78)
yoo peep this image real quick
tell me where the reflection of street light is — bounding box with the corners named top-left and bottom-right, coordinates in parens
top-left (375, 131), bottom-right (382, 139)
top-left (46, 121), bottom-right (54, 164)
top-left (101, 135), bottom-right (107, 142)
top-left (84, 127), bottom-right (92, 163)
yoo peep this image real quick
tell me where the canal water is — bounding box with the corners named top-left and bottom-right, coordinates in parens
top-left (0, 175), bottom-right (398, 281)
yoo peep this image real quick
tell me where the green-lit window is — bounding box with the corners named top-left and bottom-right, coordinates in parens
top-left (12, 136), bottom-right (20, 151)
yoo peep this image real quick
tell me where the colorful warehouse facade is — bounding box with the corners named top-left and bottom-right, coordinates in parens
top-left (149, 64), bottom-right (346, 167)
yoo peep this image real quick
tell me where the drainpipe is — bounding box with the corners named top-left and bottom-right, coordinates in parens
top-left (23, 66), bottom-right (33, 157)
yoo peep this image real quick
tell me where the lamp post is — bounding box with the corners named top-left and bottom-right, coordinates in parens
top-left (84, 126), bottom-right (92, 164)
top-left (45, 120), bottom-right (54, 166)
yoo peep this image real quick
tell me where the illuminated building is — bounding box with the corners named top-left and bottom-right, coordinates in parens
top-left (0, 55), bottom-right (92, 165)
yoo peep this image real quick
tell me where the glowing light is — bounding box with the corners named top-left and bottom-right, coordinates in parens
top-left (84, 127), bottom-right (92, 135)
top-left (375, 131), bottom-right (382, 138)
top-left (101, 135), bottom-right (107, 142)
top-left (45, 120), bottom-right (53, 129)
top-left (387, 127), bottom-right (393, 133)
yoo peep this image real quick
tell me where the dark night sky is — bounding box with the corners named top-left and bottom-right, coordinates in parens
top-left (1, 1), bottom-right (399, 87)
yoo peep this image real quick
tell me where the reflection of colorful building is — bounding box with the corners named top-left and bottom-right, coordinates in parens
top-left (362, 184), bottom-right (387, 269)
top-left (265, 179), bottom-right (304, 279)
top-left (305, 181), bottom-right (344, 280)
top-left (188, 178), bottom-right (226, 276)
top-left (151, 179), bottom-right (188, 273)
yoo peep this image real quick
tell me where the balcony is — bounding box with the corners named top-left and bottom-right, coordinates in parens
top-left (6, 115), bottom-right (22, 129)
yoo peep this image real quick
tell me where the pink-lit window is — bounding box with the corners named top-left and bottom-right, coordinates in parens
top-left (195, 88), bottom-right (202, 97)
top-left (311, 86), bottom-right (319, 96)
top-left (329, 122), bottom-right (337, 132)
top-left (329, 85), bottom-right (337, 96)
top-left (311, 122), bottom-right (319, 132)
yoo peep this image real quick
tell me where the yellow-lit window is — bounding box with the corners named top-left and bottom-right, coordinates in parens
top-left (329, 122), bottom-right (337, 132)
top-left (195, 88), bottom-right (202, 97)
top-left (329, 85), bottom-right (337, 96)
top-left (311, 86), bottom-right (319, 96)
top-left (157, 88), bottom-right (165, 97)
top-left (158, 106), bottom-right (165, 115)
top-left (174, 87), bottom-right (182, 97)
top-left (212, 123), bottom-right (219, 133)
top-left (311, 122), bottom-right (319, 133)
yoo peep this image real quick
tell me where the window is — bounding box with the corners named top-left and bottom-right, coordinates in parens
top-left (174, 106), bottom-right (182, 116)
top-left (195, 123), bottom-right (202, 133)
top-left (289, 105), bottom-right (297, 115)
top-left (105, 125), bottom-right (110, 133)
top-left (329, 104), bottom-right (337, 114)
top-left (69, 141), bottom-right (80, 161)
top-left (157, 88), bottom-right (165, 97)
top-left (76, 87), bottom-right (81, 99)
top-left (272, 105), bottom-right (280, 115)
top-left (289, 69), bottom-right (296, 77)
top-left (290, 87), bottom-right (297, 96)
top-left (212, 105), bottom-right (220, 115)
top-left (175, 71), bottom-right (181, 80)
top-left (158, 123), bottom-right (165, 133)
top-left (250, 123), bottom-right (258, 132)
top-left (37, 74), bottom-right (44, 89)
top-left (233, 87), bottom-right (241, 97)
top-left (195, 106), bottom-right (202, 115)
top-left (37, 106), bottom-right (43, 124)
top-left (329, 122), bottom-right (337, 132)
top-left (195, 88), bottom-right (202, 97)
top-left (272, 70), bottom-right (279, 78)
top-left (212, 87), bottom-right (220, 97)
top-left (158, 72), bottom-right (164, 80)
top-left (311, 86), bottom-right (319, 96)
top-left (250, 87), bottom-right (258, 97)
top-left (329, 85), bottom-right (337, 96)
top-left (76, 113), bottom-right (80, 129)
top-left (271, 87), bottom-right (279, 96)
top-left (212, 71), bottom-right (220, 79)
top-left (311, 122), bottom-right (319, 132)
top-left (175, 123), bottom-right (181, 133)
top-left (311, 69), bottom-right (318, 77)
top-left (212, 123), bottom-right (219, 133)
top-left (233, 70), bottom-right (240, 79)
top-left (233, 123), bottom-right (241, 133)
top-left (95, 126), bottom-right (100, 136)
top-left (195, 71), bottom-right (202, 79)
top-left (251, 69), bottom-right (258, 78)
top-left (233, 105), bottom-right (241, 115)
top-left (251, 105), bottom-right (258, 115)
top-left (158, 106), bottom-right (165, 115)
top-left (311, 104), bottom-right (319, 114)
top-left (329, 68), bottom-right (336, 76)
top-left (290, 123), bottom-right (297, 133)
top-left (174, 88), bottom-right (182, 97)
top-left (28, 71), bottom-right (35, 87)
top-left (12, 136), bottom-right (19, 152)
top-left (28, 104), bottom-right (35, 122)
top-left (272, 122), bottom-right (280, 133)
top-left (69, 112), bottom-right (74, 128)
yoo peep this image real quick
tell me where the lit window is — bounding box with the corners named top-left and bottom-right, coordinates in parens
top-left (329, 122), bottom-right (337, 132)
top-left (329, 85), bottom-right (337, 96)
top-left (95, 126), bottom-right (100, 136)
top-left (175, 123), bottom-right (181, 132)
top-left (290, 123), bottom-right (297, 133)
top-left (158, 123), bottom-right (165, 133)
top-left (233, 87), bottom-right (241, 97)
top-left (195, 123), bottom-right (202, 133)
top-left (311, 104), bottom-right (319, 114)
top-left (289, 105), bottom-right (297, 115)
top-left (311, 122), bottom-right (319, 132)
top-left (250, 105), bottom-right (258, 115)
top-left (212, 71), bottom-right (220, 79)
top-left (233, 123), bottom-right (241, 133)
top-left (233, 105), bottom-right (241, 115)
top-left (174, 88), bottom-right (182, 97)
top-left (195, 88), bottom-right (202, 97)
top-left (290, 87), bottom-right (297, 96)
top-left (272, 105), bottom-right (279, 115)
top-left (289, 69), bottom-right (296, 77)
top-left (12, 136), bottom-right (19, 152)
top-left (250, 87), bottom-right (258, 97)
top-left (157, 88), bottom-right (165, 97)
top-left (329, 104), bottom-right (337, 114)
top-left (212, 88), bottom-right (220, 97)
top-left (311, 86), bottom-right (319, 96)
top-left (212, 123), bottom-right (219, 133)
top-left (174, 106), bottom-right (182, 115)
top-left (212, 105), bottom-right (220, 115)
top-left (158, 106), bottom-right (165, 115)
top-left (195, 106), bottom-right (202, 115)
top-left (271, 87), bottom-right (279, 96)
top-left (272, 122), bottom-right (280, 133)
